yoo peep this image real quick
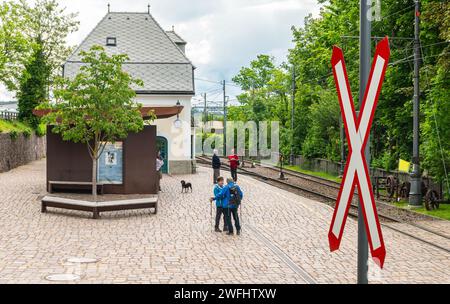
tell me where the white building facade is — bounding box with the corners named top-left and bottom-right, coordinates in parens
top-left (63, 10), bottom-right (195, 174)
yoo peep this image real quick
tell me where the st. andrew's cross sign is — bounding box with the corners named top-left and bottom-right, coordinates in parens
top-left (328, 37), bottom-right (390, 268)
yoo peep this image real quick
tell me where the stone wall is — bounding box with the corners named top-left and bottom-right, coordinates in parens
top-left (169, 159), bottom-right (196, 175)
top-left (0, 132), bottom-right (46, 172)
top-left (293, 156), bottom-right (342, 176)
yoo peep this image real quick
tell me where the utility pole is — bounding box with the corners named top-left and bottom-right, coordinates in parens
top-left (203, 93), bottom-right (207, 125)
top-left (358, 0), bottom-right (370, 284)
top-left (290, 66), bottom-right (296, 165)
top-left (223, 80), bottom-right (227, 157)
top-left (409, 0), bottom-right (422, 207)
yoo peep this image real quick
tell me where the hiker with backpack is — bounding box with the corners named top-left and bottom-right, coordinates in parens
top-left (212, 176), bottom-right (227, 232)
top-left (210, 177), bottom-right (243, 235)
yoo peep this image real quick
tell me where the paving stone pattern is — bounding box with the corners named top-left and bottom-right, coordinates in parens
top-left (0, 160), bottom-right (448, 283)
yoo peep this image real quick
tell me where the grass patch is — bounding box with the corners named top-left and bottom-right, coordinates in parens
top-left (0, 119), bottom-right (33, 134)
top-left (285, 165), bottom-right (342, 183)
top-left (0, 119), bottom-right (46, 137)
top-left (394, 200), bottom-right (450, 221)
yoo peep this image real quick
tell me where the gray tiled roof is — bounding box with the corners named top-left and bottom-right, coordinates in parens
top-left (64, 12), bottom-right (194, 94)
top-left (64, 62), bottom-right (194, 93)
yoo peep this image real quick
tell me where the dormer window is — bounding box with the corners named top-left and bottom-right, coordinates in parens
top-left (106, 37), bottom-right (117, 46)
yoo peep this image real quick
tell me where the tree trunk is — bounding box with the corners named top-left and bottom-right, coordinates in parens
top-left (92, 157), bottom-right (97, 202)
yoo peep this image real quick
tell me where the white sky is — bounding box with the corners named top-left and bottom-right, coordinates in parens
top-left (0, 0), bottom-right (322, 104)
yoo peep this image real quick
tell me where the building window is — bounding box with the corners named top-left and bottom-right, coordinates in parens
top-left (106, 37), bottom-right (117, 46)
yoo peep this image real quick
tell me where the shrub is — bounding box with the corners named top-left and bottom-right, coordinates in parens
top-left (23, 128), bottom-right (32, 138)
top-left (9, 130), bottom-right (19, 140)
top-left (35, 123), bottom-right (46, 137)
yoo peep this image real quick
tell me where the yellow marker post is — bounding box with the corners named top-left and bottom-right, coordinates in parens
top-left (398, 159), bottom-right (411, 173)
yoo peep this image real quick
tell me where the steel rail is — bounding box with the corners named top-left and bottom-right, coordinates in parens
top-left (196, 156), bottom-right (450, 253)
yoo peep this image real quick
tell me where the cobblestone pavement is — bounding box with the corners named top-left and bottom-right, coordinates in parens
top-left (0, 159), bottom-right (449, 284)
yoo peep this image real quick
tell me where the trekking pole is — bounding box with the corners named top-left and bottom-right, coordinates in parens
top-left (240, 204), bottom-right (242, 228)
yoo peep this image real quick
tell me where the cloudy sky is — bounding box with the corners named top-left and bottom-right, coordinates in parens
top-left (1, 0), bottom-right (322, 104)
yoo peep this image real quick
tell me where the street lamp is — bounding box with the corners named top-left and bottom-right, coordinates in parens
top-left (173, 100), bottom-right (182, 129)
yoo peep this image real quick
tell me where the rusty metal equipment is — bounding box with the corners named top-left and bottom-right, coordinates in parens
top-left (374, 175), bottom-right (399, 200)
top-left (424, 188), bottom-right (440, 210)
top-left (421, 177), bottom-right (450, 210)
top-left (374, 173), bottom-right (448, 210)
top-left (399, 181), bottom-right (410, 199)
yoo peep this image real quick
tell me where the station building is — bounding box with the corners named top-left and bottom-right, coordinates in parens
top-left (62, 9), bottom-right (196, 174)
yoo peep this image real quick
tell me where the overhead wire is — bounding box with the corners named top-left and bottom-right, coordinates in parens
top-left (389, 52), bottom-right (449, 66)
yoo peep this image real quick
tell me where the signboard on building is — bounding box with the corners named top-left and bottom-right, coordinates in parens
top-left (98, 142), bottom-right (123, 184)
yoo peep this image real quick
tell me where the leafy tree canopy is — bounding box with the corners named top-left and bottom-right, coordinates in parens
top-left (21, 0), bottom-right (79, 80)
top-left (0, 1), bottom-right (31, 91)
top-left (17, 46), bottom-right (50, 127)
top-left (229, 0), bottom-right (450, 189)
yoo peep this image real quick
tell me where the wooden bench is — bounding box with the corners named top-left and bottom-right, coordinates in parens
top-left (48, 181), bottom-right (104, 195)
top-left (41, 196), bottom-right (158, 219)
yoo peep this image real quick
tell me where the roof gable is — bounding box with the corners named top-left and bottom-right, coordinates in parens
top-left (64, 12), bottom-right (195, 95)
top-left (165, 31), bottom-right (186, 45)
top-left (67, 12), bottom-right (190, 64)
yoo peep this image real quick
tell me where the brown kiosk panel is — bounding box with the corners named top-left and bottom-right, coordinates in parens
top-left (46, 125), bottom-right (158, 194)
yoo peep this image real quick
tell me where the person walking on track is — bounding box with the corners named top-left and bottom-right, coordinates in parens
top-left (212, 176), bottom-right (227, 232)
top-left (212, 149), bottom-right (221, 184)
top-left (210, 178), bottom-right (243, 235)
top-left (227, 149), bottom-right (239, 182)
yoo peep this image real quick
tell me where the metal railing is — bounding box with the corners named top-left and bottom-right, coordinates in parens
top-left (0, 111), bottom-right (18, 120)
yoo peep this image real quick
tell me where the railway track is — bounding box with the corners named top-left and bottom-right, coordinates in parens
top-left (196, 156), bottom-right (450, 253)
top-left (251, 160), bottom-right (342, 190)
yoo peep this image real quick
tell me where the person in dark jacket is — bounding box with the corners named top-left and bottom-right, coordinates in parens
top-left (212, 149), bottom-right (221, 184)
top-left (210, 178), bottom-right (243, 235)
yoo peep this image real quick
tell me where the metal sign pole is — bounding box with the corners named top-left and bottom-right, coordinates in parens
top-left (290, 66), bottom-right (296, 165)
top-left (223, 80), bottom-right (227, 157)
top-left (358, 0), bottom-right (370, 284)
top-left (409, 0), bottom-right (422, 207)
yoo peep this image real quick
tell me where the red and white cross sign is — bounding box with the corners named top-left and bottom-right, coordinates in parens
top-left (328, 37), bottom-right (390, 268)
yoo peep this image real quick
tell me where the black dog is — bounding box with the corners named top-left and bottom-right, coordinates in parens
top-left (181, 180), bottom-right (192, 193)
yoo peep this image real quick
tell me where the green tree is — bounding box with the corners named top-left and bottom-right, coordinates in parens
top-left (287, 0), bottom-right (449, 175)
top-left (21, 0), bottom-right (79, 80)
top-left (288, 0), bottom-right (359, 159)
top-left (232, 54), bottom-right (276, 91)
top-left (420, 0), bottom-right (450, 195)
top-left (0, 1), bottom-right (31, 91)
top-left (301, 90), bottom-right (340, 160)
top-left (231, 55), bottom-right (278, 125)
top-left (40, 46), bottom-right (151, 200)
top-left (15, 0), bottom-right (79, 125)
top-left (230, 0), bottom-right (450, 182)
top-left (17, 45), bottom-right (50, 127)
